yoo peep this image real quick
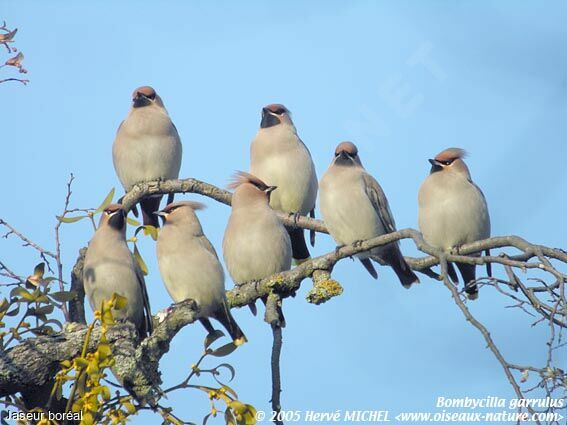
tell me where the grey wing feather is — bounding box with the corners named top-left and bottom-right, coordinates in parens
top-left (361, 172), bottom-right (397, 234)
top-left (134, 258), bottom-right (153, 335)
top-left (198, 235), bottom-right (220, 260)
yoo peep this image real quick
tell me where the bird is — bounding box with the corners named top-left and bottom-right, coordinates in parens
top-left (250, 104), bottom-right (318, 263)
top-left (418, 147), bottom-right (491, 299)
top-left (83, 204), bottom-right (152, 337)
top-left (223, 172), bottom-right (292, 319)
top-left (155, 201), bottom-right (246, 345)
top-left (112, 86), bottom-right (182, 228)
top-left (319, 141), bottom-right (418, 288)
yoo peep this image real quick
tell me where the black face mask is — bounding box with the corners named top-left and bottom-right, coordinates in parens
top-left (108, 211), bottom-right (125, 230)
top-left (261, 111), bottom-right (281, 129)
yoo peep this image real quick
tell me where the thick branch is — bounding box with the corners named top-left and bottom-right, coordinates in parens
top-left (120, 178), bottom-right (327, 234)
top-left (2, 178), bottom-right (565, 409)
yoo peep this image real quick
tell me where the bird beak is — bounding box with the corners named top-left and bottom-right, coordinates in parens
top-left (154, 210), bottom-right (167, 224)
top-left (133, 93), bottom-right (151, 108)
top-left (428, 158), bottom-right (443, 173)
top-left (260, 109), bottom-right (281, 129)
top-left (266, 186), bottom-right (277, 194)
top-left (334, 150), bottom-right (351, 164)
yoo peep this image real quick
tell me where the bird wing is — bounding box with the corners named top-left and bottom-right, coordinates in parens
top-left (362, 172), bottom-right (397, 234)
top-left (198, 235), bottom-right (221, 260)
top-left (134, 258), bottom-right (153, 335)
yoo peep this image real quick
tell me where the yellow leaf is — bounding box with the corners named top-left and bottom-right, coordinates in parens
top-left (127, 217), bottom-right (140, 226)
top-left (82, 411), bottom-right (94, 425)
top-left (142, 225), bottom-right (158, 241)
top-left (101, 386), bottom-right (111, 401)
top-left (123, 401), bottom-right (136, 414)
top-left (33, 263), bottom-right (45, 279)
top-left (133, 245), bottom-right (148, 275)
top-left (98, 343), bottom-right (112, 360)
top-left (74, 357), bottom-right (89, 369)
top-left (56, 215), bottom-right (86, 224)
top-left (112, 293), bottom-right (128, 311)
top-left (95, 188), bottom-right (116, 213)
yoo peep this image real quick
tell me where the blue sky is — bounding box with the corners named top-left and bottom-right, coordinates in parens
top-left (2, 1), bottom-right (567, 423)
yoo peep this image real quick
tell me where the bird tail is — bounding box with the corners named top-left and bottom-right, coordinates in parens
top-left (288, 228), bottom-right (310, 262)
top-left (215, 302), bottom-right (247, 346)
top-left (375, 245), bottom-right (419, 288)
top-left (140, 196), bottom-right (162, 228)
top-left (359, 258), bottom-right (378, 279)
top-left (456, 262), bottom-right (479, 300)
top-left (309, 208), bottom-right (316, 247)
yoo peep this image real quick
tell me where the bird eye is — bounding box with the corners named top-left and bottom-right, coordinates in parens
top-left (273, 108), bottom-right (285, 115)
top-left (147, 93), bottom-right (156, 100)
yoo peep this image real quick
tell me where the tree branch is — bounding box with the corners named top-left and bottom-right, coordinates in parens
top-left (1, 177), bottom-right (565, 417)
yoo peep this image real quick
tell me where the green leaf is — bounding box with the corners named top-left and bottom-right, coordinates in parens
top-left (0, 299), bottom-right (9, 313)
top-left (49, 290), bottom-right (77, 303)
top-left (95, 187), bottom-right (116, 213)
top-left (112, 293), bottom-right (129, 311)
top-left (204, 329), bottom-right (225, 349)
top-left (228, 402), bottom-right (257, 425)
top-left (43, 318), bottom-right (63, 330)
top-left (127, 217), bottom-right (141, 226)
top-left (123, 401), bottom-right (137, 414)
top-left (10, 287), bottom-right (35, 301)
top-left (30, 325), bottom-right (55, 336)
top-left (56, 215), bottom-right (86, 223)
top-left (213, 363), bottom-right (236, 384)
top-left (224, 408), bottom-right (237, 425)
top-left (5, 303), bottom-right (20, 317)
top-left (33, 263), bottom-right (45, 279)
top-left (133, 245), bottom-right (148, 275)
top-left (209, 342), bottom-right (237, 357)
top-left (32, 304), bottom-right (54, 315)
top-left (135, 224), bottom-right (158, 241)
top-left (221, 384), bottom-right (238, 399)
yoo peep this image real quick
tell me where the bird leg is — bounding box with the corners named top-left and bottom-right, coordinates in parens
top-left (288, 211), bottom-right (301, 226)
top-left (352, 239), bottom-right (364, 248)
top-left (450, 245), bottom-right (462, 255)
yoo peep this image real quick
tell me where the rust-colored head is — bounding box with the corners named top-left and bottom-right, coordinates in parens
top-left (131, 86), bottom-right (164, 108)
top-left (98, 204), bottom-right (126, 231)
top-left (260, 103), bottom-right (292, 129)
top-left (155, 201), bottom-right (206, 226)
top-left (228, 171), bottom-right (277, 208)
top-left (429, 148), bottom-right (470, 178)
top-left (333, 141), bottom-right (362, 167)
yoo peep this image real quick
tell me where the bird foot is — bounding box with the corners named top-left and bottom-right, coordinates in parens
top-left (450, 245), bottom-right (462, 255)
top-left (288, 212), bottom-right (301, 224)
top-left (352, 240), bottom-right (364, 248)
